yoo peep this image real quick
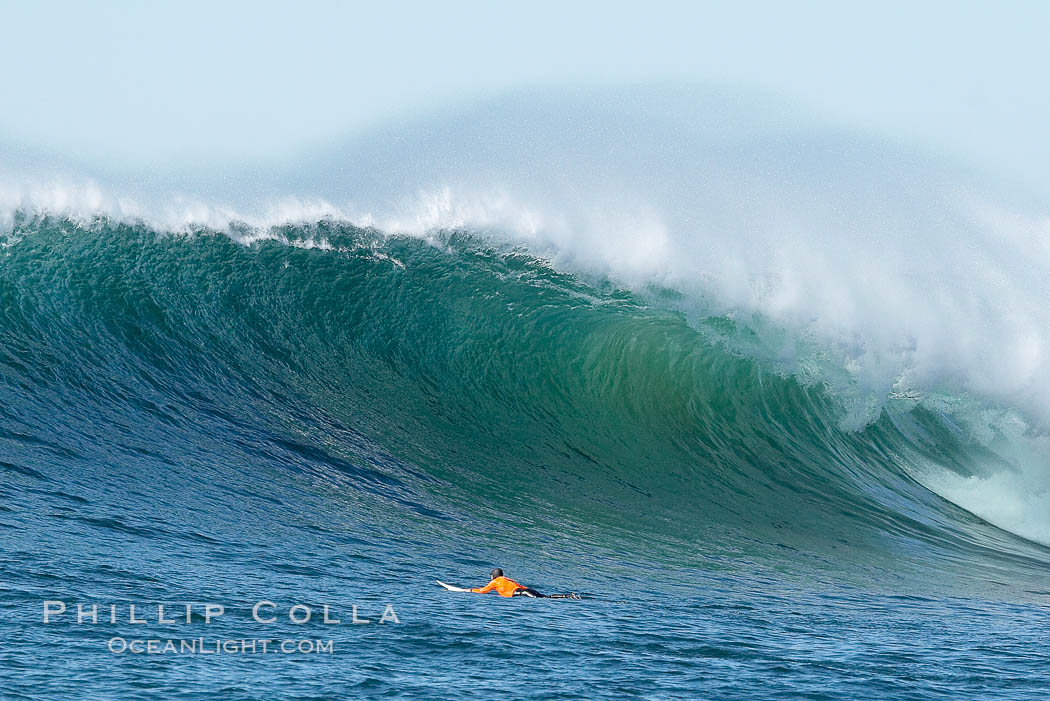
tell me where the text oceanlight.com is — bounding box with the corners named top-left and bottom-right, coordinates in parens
top-left (108, 637), bottom-right (336, 655)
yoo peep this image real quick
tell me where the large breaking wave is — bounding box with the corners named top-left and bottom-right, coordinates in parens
top-left (2, 86), bottom-right (1049, 576)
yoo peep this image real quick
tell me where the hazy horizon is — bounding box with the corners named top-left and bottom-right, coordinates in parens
top-left (2, 1), bottom-right (1049, 200)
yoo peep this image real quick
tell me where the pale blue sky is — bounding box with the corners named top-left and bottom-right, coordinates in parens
top-left (1, 0), bottom-right (1048, 198)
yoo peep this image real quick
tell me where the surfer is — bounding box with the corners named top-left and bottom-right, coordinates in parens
top-left (471, 568), bottom-right (546, 597)
top-left (469, 568), bottom-right (581, 599)
top-left (436, 571), bottom-right (579, 598)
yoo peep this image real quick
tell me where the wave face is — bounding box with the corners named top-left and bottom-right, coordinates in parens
top-left (2, 213), bottom-right (1048, 586)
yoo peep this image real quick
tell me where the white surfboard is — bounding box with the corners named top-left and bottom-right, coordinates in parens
top-left (436, 579), bottom-right (471, 592)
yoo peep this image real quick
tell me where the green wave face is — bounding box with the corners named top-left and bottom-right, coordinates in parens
top-left (3, 216), bottom-right (1049, 595)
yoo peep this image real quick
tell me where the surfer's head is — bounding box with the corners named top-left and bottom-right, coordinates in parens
top-left (489, 568), bottom-right (503, 580)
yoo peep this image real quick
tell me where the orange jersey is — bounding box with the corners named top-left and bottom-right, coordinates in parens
top-left (471, 576), bottom-right (524, 597)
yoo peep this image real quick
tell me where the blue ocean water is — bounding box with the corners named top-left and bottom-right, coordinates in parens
top-left (2, 216), bottom-right (1050, 699)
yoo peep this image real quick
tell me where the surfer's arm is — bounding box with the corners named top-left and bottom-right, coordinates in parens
top-left (470, 579), bottom-right (497, 594)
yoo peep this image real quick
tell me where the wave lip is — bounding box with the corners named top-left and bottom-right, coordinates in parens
top-left (5, 88), bottom-right (1050, 430)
